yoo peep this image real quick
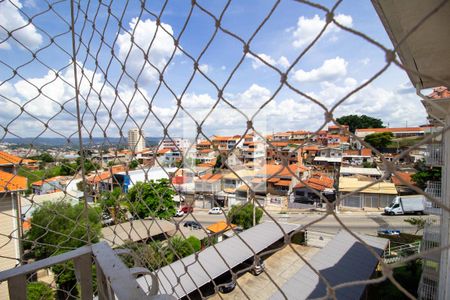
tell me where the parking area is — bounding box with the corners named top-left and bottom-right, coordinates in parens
top-left (210, 244), bottom-right (319, 300)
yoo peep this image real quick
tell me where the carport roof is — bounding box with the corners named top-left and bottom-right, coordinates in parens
top-left (138, 222), bottom-right (299, 299)
top-left (270, 230), bottom-right (388, 300)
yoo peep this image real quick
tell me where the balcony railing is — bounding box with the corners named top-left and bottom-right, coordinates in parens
top-left (425, 181), bottom-right (442, 215)
top-left (425, 143), bottom-right (443, 166)
top-left (0, 242), bottom-right (165, 300)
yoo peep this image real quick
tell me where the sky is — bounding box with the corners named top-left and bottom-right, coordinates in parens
top-left (0, 0), bottom-right (428, 141)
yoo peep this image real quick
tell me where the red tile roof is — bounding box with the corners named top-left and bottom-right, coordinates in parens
top-left (198, 173), bottom-right (222, 182)
top-left (391, 172), bottom-right (415, 187)
top-left (0, 170), bottom-right (27, 192)
top-left (31, 176), bottom-right (64, 186)
top-left (428, 86), bottom-right (450, 99)
top-left (294, 173), bottom-right (334, 191)
top-left (0, 151), bottom-right (24, 166)
top-left (87, 165), bottom-right (126, 184)
top-left (157, 148), bottom-right (171, 154)
top-left (360, 148), bottom-right (372, 156)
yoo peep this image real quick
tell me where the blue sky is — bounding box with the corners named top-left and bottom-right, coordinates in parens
top-left (0, 0), bottom-right (427, 140)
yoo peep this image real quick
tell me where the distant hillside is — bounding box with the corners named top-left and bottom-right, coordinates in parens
top-left (1, 137), bottom-right (162, 148)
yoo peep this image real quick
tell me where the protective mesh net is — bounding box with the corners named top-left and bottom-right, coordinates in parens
top-left (0, 0), bottom-right (449, 299)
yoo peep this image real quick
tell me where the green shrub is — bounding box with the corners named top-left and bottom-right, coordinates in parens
top-left (27, 282), bottom-right (54, 300)
top-left (186, 236), bottom-right (201, 252)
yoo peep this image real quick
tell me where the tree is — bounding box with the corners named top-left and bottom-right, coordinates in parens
top-left (129, 160), bottom-right (139, 170)
top-left (404, 217), bottom-right (427, 234)
top-left (411, 159), bottom-right (441, 189)
top-left (336, 114), bottom-right (384, 133)
top-left (25, 201), bottom-right (102, 299)
top-left (27, 282), bottom-right (54, 300)
top-left (38, 152), bottom-right (55, 163)
top-left (364, 132), bottom-right (394, 150)
top-left (99, 187), bottom-right (127, 224)
top-left (127, 179), bottom-right (176, 219)
top-left (213, 154), bottom-right (224, 173)
top-left (228, 204), bottom-right (263, 229)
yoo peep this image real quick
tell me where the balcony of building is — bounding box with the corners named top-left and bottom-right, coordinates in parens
top-left (425, 181), bottom-right (442, 215)
top-left (424, 143), bottom-right (443, 167)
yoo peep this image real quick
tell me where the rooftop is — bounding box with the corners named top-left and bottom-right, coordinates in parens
top-left (339, 177), bottom-right (397, 195)
top-left (0, 170), bottom-right (27, 192)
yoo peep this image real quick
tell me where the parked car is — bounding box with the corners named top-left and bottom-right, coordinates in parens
top-left (241, 257), bottom-right (265, 276)
top-left (101, 212), bottom-right (114, 226)
top-left (208, 207), bottom-right (222, 215)
top-left (215, 272), bottom-right (236, 294)
top-left (180, 206), bottom-right (194, 214)
top-left (174, 210), bottom-right (184, 217)
top-left (378, 228), bottom-right (401, 236)
top-left (183, 221), bottom-right (201, 230)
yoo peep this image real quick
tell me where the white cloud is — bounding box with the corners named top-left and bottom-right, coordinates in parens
top-left (360, 58), bottom-right (370, 65)
top-left (306, 77), bottom-right (427, 127)
top-left (249, 53), bottom-right (290, 69)
top-left (292, 14), bottom-right (352, 48)
top-left (0, 0), bottom-right (43, 50)
top-left (199, 64), bottom-right (210, 74)
top-left (293, 57), bottom-right (348, 83)
top-left (116, 17), bottom-right (178, 84)
top-left (0, 61), bottom-right (426, 138)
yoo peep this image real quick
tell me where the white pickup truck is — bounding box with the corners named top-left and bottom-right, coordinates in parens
top-left (384, 195), bottom-right (426, 215)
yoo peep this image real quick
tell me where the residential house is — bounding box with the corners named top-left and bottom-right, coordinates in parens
top-left (206, 221), bottom-right (237, 243)
top-left (0, 170), bottom-right (27, 299)
top-left (86, 165), bottom-right (127, 201)
top-left (342, 148), bottom-right (373, 166)
top-left (338, 176), bottom-right (397, 209)
top-left (292, 173), bottom-right (334, 206)
top-left (252, 164), bottom-right (308, 197)
top-left (31, 176), bottom-right (68, 195)
top-left (391, 171), bottom-right (417, 195)
top-left (310, 130), bottom-right (328, 146)
top-left (196, 140), bottom-right (212, 151)
top-left (157, 148), bottom-right (181, 166)
top-left (327, 125), bottom-right (349, 135)
top-left (340, 166), bottom-right (383, 179)
top-left (194, 173), bottom-right (223, 195)
top-left (0, 151), bottom-right (30, 174)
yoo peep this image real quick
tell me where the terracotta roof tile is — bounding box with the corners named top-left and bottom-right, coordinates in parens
top-left (391, 172), bottom-right (415, 186)
top-left (0, 170), bottom-right (27, 192)
top-left (0, 151), bottom-right (24, 166)
top-left (207, 221), bottom-right (236, 233)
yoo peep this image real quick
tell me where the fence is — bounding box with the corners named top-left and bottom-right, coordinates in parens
top-left (0, 0), bottom-right (449, 299)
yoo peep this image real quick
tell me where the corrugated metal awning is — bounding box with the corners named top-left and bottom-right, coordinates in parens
top-left (270, 231), bottom-right (388, 299)
top-left (138, 222), bottom-right (299, 299)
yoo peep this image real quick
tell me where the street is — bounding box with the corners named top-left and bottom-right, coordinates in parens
top-left (178, 210), bottom-right (438, 235)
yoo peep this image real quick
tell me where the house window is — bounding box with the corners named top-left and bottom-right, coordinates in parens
top-left (296, 190), bottom-right (305, 196)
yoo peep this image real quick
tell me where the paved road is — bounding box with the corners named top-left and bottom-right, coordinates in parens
top-left (180, 211), bottom-right (438, 235)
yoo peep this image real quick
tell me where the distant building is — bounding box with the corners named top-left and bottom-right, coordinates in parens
top-left (355, 127), bottom-right (432, 139)
top-left (161, 137), bottom-right (191, 151)
top-left (128, 128), bottom-right (146, 152)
